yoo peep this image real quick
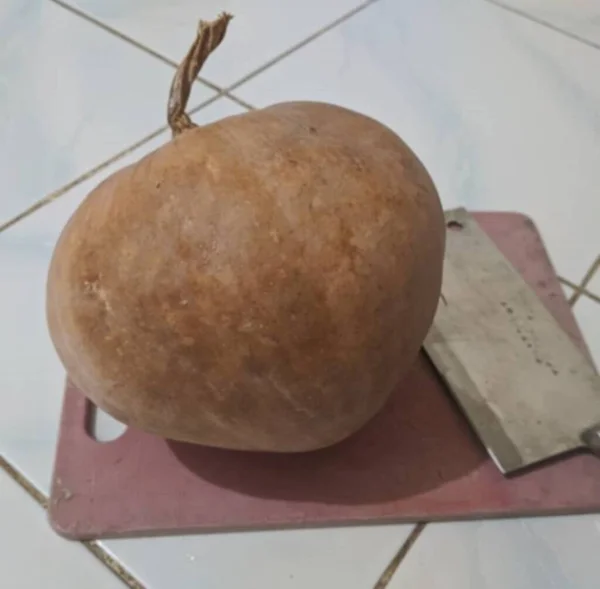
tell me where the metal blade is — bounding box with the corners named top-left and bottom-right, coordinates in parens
top-left (424, 208), bottom-right (600, 474)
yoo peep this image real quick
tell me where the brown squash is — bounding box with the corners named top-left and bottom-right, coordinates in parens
top-left (46, 13), bottom-right (445, 452)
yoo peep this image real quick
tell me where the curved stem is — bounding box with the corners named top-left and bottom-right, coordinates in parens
top-left (168, 12), bottom-right (233, 136)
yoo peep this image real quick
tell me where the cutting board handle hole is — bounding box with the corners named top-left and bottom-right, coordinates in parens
top-left (87, 404), bottom-right (127, 443)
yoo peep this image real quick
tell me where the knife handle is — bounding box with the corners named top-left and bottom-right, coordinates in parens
top-left (581, 424), bottom-right (600, 456)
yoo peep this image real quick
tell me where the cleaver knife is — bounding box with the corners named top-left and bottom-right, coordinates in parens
top-left (423, 208), bottom-right (600, 475)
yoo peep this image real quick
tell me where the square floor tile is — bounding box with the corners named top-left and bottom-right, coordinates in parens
top-left (0, 468), bottom-right (124, 588)
top-left (0, 0), bottom-right (213, 225)
top-left (387, 516), bottom-right (600, 589)
top-left (236, 0), bottom-right (600, 282)
top-left (60, 0), bottom-right (368, 87)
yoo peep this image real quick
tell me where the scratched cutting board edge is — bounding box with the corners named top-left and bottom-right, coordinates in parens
top-left (424, 208), bottom-right (600, 474)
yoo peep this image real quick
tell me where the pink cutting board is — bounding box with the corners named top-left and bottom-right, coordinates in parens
top-left (49, 212), bottom-right (600, 540)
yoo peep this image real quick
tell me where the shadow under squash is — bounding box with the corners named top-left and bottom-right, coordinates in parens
top-left (167, 353), bottom-right (485, 506)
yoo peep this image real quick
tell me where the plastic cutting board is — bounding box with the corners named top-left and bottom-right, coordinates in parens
top-left (49, 212), bottom-right (600, 540)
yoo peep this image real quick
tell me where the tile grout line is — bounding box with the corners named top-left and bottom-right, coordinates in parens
top-left (51, 0), bottom-right (258, 113)
top-left (3, 0), bottom-right (378, 232)
top-left (0, 455), bottom-right (48, 508)
top-left (52, 0), bottom-right (381, 99)
top-left (559, 276), bottom-right (600, 306)
top-left (82, 542), bottom-right (143, 589)
top-left (225, 0), bottom-right (382, 94)
top-left (582, 289), bottom-right (600, 305)
top-left (567, 255), bottom-right (600, 306)
top-left (51, 0), bottom-right (257, 112)
top-left (559, 276), bottom-right (578, 303)
top-left (0, 455), bottom-right (142, 588)
top-left (371, 523), bottom-right (426, 589)
top-left (50, 0), bottom-right (255, 114)
top-left (0, 87), bottom-right (256, 235)
top-left (0, 124), bottom-right (166, 234)
top-left (194, 91), bottom-right (256, 113)
top-left (49, 0), bottom-right (221, 93)
top-left (3, 0), bottom-right (273, 235)
top-left (484, 0), bottom-right (600, 52)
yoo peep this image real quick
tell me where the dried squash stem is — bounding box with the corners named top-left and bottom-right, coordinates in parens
top-left (168, 12), bottom-right (233, 136)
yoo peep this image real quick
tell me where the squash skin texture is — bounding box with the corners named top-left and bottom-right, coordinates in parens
top-left (46, 101), bottom-right (445, 451)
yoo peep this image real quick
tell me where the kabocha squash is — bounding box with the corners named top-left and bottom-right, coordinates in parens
top-left (46, 13), bottom-right (445, 452)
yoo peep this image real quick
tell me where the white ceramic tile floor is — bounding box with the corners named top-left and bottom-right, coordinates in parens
top-left (0, 468), bottom-right (125, 589)
top-left (386, 516), bottom-right (600, 589)
top-left (0, 0), bottom-right (214, 226)
top-left (236, 0), bottom-right (600, 284)
top-left (490, 0), bottom-right (600, 49)
top-left (102, 526), bottom-right (413, 589)
top-left (59, 0), bottom-right (371, 87)
top-left (2, 0), bottom-right (600, 587)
